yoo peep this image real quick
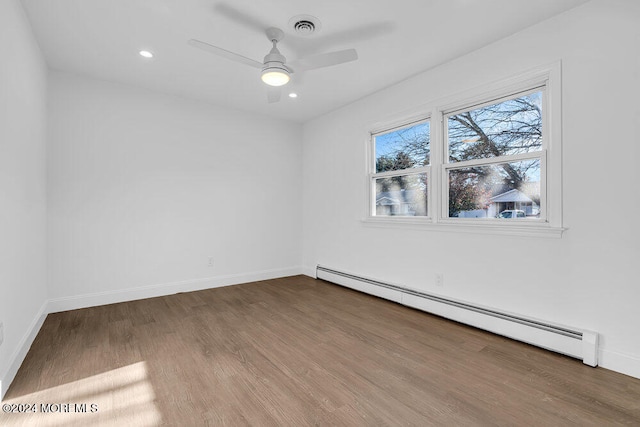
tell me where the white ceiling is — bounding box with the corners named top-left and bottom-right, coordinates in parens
top-left (21, 0), bottom-right (589, 123)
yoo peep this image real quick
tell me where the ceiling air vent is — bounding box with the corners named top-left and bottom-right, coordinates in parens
top-left (289, 15), bottom-right (322, 36)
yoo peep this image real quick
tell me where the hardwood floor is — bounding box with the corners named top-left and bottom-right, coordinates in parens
top-left (2, 275), bottom-right (639, 426)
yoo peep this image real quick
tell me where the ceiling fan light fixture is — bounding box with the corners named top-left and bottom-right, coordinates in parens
top-left (188, 22), bottom-right (358, 103)
top-left (261, 41), bottom-right (290, 87)
top-left (261, 66), bottom-right (290, 86)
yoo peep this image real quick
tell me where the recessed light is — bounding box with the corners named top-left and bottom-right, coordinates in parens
top-left (139, 50), bottom-right (154, 58)
top-left (288, 93), bottom-right (298, 98)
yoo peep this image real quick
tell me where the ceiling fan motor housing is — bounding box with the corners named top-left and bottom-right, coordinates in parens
top-left (261, 45), bottom-right (290, 86)
top-left (262, 60), bottom-right (289, 75)
top-left (262, 61), bottom-right (289, 72)
top-left (263, 47), bottom-right (286, 68)
top-left (263, 46), bottom-right (290, 72)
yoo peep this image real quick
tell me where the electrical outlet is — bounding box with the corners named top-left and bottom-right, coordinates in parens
top-left (435, 273), bottom-right (444, 287)
top-left (0, 322), bottom-right (4, 346)
top-left (207, 257), bottom-right (214, 267)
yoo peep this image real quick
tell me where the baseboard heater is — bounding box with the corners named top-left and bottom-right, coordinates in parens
top-left (316, 265), bottom-right (598, 367)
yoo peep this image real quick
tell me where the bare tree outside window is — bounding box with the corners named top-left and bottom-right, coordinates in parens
top-left (373, 121), bottom-right (430, 217)
top-left (368, 73), bottom-right (557, 230)
top-left (369, 90), bottom-right (545, 220)
top-left (446, 91), bottom-right (543, 218)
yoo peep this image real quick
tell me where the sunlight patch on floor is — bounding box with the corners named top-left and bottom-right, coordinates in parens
top-left (0, 361), bottom-right (161, 427)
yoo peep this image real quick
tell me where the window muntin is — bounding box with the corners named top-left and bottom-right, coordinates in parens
top-left (371, 120), bottom-right (430, 217)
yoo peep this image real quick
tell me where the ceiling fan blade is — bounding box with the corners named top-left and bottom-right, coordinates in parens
top-left (267, 86), bottom-right (282, 104)
top-left (188, 39), bottom-right (263, 69)
top-left (214, 3), bottom-right (269, 36)
top-left (288, 49), bottom-right (358, 73)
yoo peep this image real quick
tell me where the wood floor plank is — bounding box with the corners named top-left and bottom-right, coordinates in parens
top-left (2, 275), bottom-right (639, 426)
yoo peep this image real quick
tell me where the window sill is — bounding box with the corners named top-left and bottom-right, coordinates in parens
top-left (361, 217), bottom-right (566, 238)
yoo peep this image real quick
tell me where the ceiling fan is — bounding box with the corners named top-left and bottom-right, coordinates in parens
top-left (188, 27), bottom-right (358, 103)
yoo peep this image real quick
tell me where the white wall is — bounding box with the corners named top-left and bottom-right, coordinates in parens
top-left (47, 71), bottom-right (303, 307)
top-left (3, 0), bottom-right (638, 397)
top-left (302, 0), bottom-right (640, 378)
top-left (0, 0), bottom-right (49, 398)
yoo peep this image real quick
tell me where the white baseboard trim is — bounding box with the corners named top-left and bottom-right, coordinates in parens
top-left (314, 264), bottom-right (640, 380)
top-left (598, 348), bottom-right (640, 380)
top-left (48, 266), bottom-right (305, 313)
top-left (316, 265), bottom-right (597, 366)
top-left (0, 300), bottom-right (49, 401)
top-left (1, 266), bottom-right (304, 401)
top-left (3, 268), bottom-right (638, 402)
top-left (300, 265), bottom-right (317, 279)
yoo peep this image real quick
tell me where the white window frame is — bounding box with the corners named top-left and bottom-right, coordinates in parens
top-left (363, 62), bottom-right (564, 238)
top-left (368, 116), bottom-right (432, 220)
top-left (441, 86), bottom-right (547, 224)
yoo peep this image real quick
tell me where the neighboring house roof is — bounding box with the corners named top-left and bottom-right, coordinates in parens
top-left (488, 182), bottom-right (539, 199)
top-left (489, 188), bottom-right (534, 203)
top-left (376, 190), bottom-right (418, 205)
top-left (377, 196), bottom-right (399, 206)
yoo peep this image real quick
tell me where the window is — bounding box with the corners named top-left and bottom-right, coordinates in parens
top-left (366, 64), bottom-right (563, 236)
top-left (444, 89), bottom-right (544, 221)
top-left (371, 120), bottom-right (430, 217)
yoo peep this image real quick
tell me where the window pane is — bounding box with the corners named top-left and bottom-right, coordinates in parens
top-left (375, 173), bottom-right (428, 217)
top-left (375, 121), bottom-right (430, 173)
top-left (448, 91), bottom-right (542, 162)
top-left (448, 159), bottom-right (540, 218)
